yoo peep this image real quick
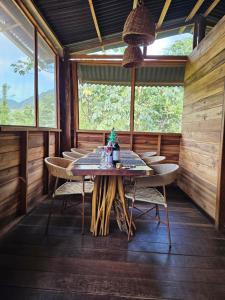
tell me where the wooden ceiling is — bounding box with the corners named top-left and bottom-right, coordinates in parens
top-left (32, 0), bottom-right (225, 52)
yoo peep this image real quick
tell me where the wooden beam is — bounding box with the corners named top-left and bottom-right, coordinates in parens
top-left (185, 0), bottom-right (205, 22)
top-left (156, 0), bottom-right (172, 29)
top-left (69, 54), bottom-right (188, 62)
top-left (204, 0), bottom-right (221, 17)
top-left (15, 0), bottom-right (63, 56)
top-left (130, 68), bottom-right (136, 134)
top-left (71, 63), bottom-right (79, 142)
top-left (193, 15), bottom-right (206, 48)
top-left (88, 0), bottom-right (104, 51)
top-left (60, 52), bottom-right (72, 152)
top-left (133, 0), bottom-right (139, 9)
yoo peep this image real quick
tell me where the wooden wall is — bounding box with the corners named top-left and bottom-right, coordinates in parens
top-left (178, 16), bottom-right (225, 220)
top-left (74, 131), bottom-right (181, 163)
top-left (0, 130), bottom-right (60, 232)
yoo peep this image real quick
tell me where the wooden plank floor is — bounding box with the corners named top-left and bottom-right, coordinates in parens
top-left (0, 186), bottom-right (225, 299)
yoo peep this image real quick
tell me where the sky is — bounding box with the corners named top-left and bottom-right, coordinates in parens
top-left (92, 33), bottom-right (192, 55)
top-left (0, 33), bottom-right (54, 103)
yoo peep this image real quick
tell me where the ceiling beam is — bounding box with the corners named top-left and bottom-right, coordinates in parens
top-left (204, 0), bottom-right (221, 17)
top-left (156, 0), bottom-right (172, 29)
top-left (133, 0), bottom-right (139, 9)
top-left (185, 0), bottom-right (205, 22)
top-left (88, 0), bottom-right (104, 51)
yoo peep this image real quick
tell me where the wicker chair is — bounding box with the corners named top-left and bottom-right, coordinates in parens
top-left (125, 163), bottom-right (179, 248)
top-left (62, 151), bottom-right (83, 161)
top-left (142, 155), bottom-right (166, 165)
top-left (140, 151), bottom-right (157, 158)
top-left (44, 157), bottom-right (94, 234)
top-left (71, 148), bottom-right (91, 155)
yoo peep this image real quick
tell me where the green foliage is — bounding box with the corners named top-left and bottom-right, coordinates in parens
top-left (165, 37), bottom-right (193, 55)
top-left (0, 84), bottom-right (10, 124)
top-left (108, 128), bottom-right (117, 143)
top-left (0, 82), bottom-right (55, 127)
top-left (134, 86), bottom-right (183, 132)
top-left (39, 90), bottom-right (56, 128)
top-left (79, 83), bottom-right (130, 130)
top-left (10, 57), bottom-right (34, 76)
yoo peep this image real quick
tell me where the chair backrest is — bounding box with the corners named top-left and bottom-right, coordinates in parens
top-left (135, 163), bottom-right (179, 188)
top-left (140, 151), bottom-right (157, 158)
top-left (62, 151), bottom-right (80, 161)
top-left (143, 155), bottom-right (166, 165)
top-left (45, 157), bottom-right (83, 181)
top-left (71, 148), bottom-right (90, 155)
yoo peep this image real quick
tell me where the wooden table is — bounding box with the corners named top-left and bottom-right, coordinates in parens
top-left (69, 150), bottom-right (153, 236)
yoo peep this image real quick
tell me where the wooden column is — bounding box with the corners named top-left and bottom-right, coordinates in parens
top-left (71, 62), bottom-right (79, 148)
top-left (193, 15), bottom-right (206, 49)
top-left (60, 52), bottom-right (72, 152)
top-left (20, 131), bottom-right (28, 214)
top-left (130, 68), bottom-right (136, 150)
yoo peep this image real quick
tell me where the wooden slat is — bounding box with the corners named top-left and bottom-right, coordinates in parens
top-left (88, 0), bottom-right (104, 51)
top-left (185, 0), bottom-right (205, 22)
top-left (156, 0), bottom-right (172, 29)
top-left (20, 131), bottom-right (28, 214)
top-left (179, 15), bottom-right (225, 223)
top-left (204, 0), bottom-right (221, 17)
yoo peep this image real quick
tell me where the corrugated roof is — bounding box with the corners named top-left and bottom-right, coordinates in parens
top-left (33, 0), bottom-right (225, 48)
top-left (78, 64), bottom-right (184, 86)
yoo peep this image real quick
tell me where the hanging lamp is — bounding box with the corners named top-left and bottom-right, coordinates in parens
top-left (122, 45), bottom-right (143, 68)
top-left (122, 1), bottom-right (155, 46)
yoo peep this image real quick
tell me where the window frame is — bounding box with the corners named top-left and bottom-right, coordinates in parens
top-left (75, 62), bottom-right (185, 134)
top-left (0, 0), bottom-right (59, 130)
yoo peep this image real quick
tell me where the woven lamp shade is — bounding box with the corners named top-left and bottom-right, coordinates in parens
top-left (122, 45), bottom-right (143, 68)
top-left (123, 5), bottom-right (155, 46)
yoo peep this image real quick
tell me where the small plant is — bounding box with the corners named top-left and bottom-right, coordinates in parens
top-left (108, 127), bottom-right (117, 144)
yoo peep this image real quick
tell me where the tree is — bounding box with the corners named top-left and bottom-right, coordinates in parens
top-left (0, 83), bottom-right (10, 124)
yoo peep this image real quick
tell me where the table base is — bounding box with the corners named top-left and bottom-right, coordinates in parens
top-left (90, 175), bottom-right (135, 236)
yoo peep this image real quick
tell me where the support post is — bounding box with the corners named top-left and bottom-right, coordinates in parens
top-left (60, 51), bottom-right (72, 152)
top-left (193, 15), bottom-right (206, 49)
top-left (130, 68), bottom-right (136, 150)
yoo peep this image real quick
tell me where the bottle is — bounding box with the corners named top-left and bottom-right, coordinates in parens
top-left (113, 139), bottom-right (120, 165)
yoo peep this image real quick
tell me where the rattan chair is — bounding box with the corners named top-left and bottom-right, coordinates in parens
top-left (62, 151), bottom-right (93, 181)
top-left (62, 151), bottom-right (82, 161)
top-left (142, 155), bottom-right (166, 165)
top-left (44, 157), bottom-right (94, 234)
top-left (71, 148), bottom-right (91, 155)
top-left (125, 163), bottom-right (179, 248)
top-left (140, 151), bottom-right (157, 158)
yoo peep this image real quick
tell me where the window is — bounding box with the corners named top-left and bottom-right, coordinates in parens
top-left (144, 33), bottom-right (193, 56)
top-left (134, 86), bottom-right (184, 132)
top-left (78, 65), bottom-right (131, 131)
top-left (38, 34), bottom-right (57, 128)
top-left (0, 0), bottom-right (35, 126)
top-left (0, 0), bottom-right (57, 128)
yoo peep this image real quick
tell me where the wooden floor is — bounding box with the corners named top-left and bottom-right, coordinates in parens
top-left (0, 187), bottom-right (225, 300)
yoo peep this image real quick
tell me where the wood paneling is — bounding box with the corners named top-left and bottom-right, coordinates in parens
top-left (178, 15), bottom-right (225, 222)
top-left (0, 130), bottom-right (59, 233)
top-left (75, 131), bottom-right (181, 163)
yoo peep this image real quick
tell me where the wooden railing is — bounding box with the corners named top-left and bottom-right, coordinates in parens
top-left (73, 130), bottom-right (181, 163)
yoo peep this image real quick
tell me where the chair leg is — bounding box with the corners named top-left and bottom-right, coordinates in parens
top-left (128, 199), bottom-right (134, 241)
top-left (155, 204), bottom-right (160, 223)
top-left (165, 206), bottom-right (172, 249)
top-left (81, 193), bottom-right (85, 235)
top-left (45, 196), bottom-right (54, 235)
